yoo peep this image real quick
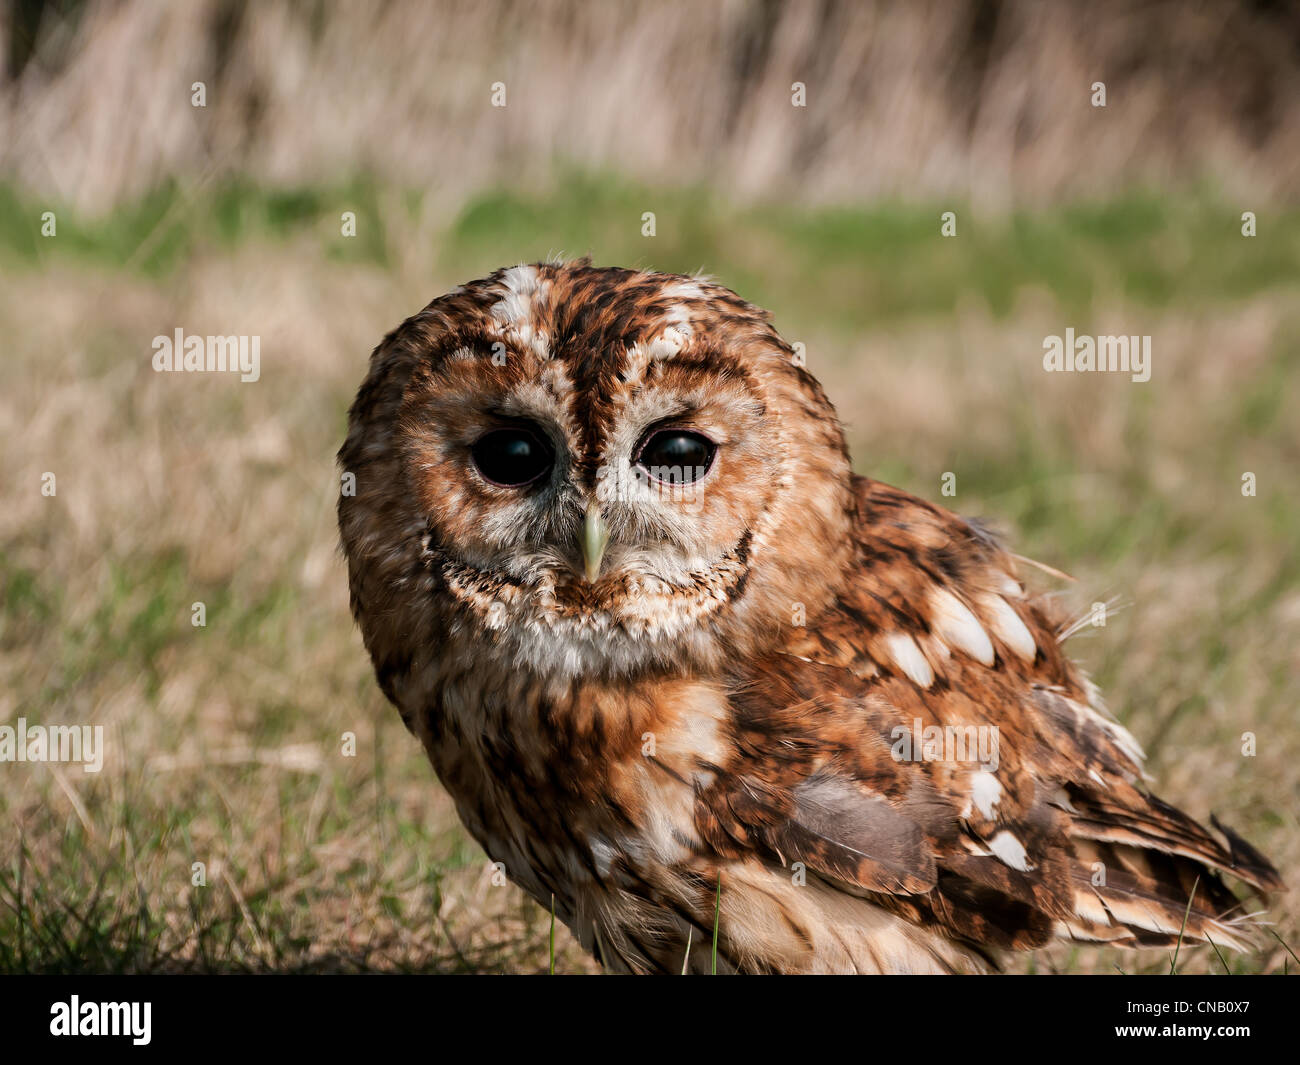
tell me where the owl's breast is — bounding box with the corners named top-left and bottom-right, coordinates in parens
top-left (406, 653), bottom-right (730, 930)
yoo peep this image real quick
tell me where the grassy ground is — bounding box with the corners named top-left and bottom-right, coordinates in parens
top-left (1, 176), bottom-right (1297, 973)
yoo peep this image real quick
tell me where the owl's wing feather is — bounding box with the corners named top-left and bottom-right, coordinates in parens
top-left (696, 475), bottom-right (1281, 957)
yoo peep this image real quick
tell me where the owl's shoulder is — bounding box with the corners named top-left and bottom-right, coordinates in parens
top-left (775, 474), bottom-right (1076, 693)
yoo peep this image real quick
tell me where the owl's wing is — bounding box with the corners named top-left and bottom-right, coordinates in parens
top-left (695, 475), bottom-right (1281, 957)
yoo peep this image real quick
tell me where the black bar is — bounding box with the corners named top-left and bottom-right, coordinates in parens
top-left (0, 974), bottom-right (1291, 1052)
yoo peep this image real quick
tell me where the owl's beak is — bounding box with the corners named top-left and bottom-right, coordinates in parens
top-left (582, 503), bottom-right (609, 582)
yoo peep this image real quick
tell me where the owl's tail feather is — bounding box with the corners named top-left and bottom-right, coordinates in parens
top-left (1063, 826), bottom-right (1283, 954)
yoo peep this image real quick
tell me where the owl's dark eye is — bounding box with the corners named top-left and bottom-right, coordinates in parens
top-left (471, 426), bottom-right (553, 487)
top-left (635, 429), bottom-right (716, 484)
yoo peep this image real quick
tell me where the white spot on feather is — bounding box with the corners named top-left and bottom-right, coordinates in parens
top-left (885, 633), bottom-right (934, 688)
top-left (981, 594), bottom-right (1038, 662)
top-left (490, 264), bottom-right (541, 327)
top-left (970, 771), bottom-right (1003, 819)
top-left (930, 588), bottom-right (994, 666)
top-left (988, 830), bottom-right (1033, 871)
top-left (648, 326), bottom-right (689, 359)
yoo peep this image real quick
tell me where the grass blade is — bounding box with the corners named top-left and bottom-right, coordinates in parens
top-left (711, 872), bottom-right (721, 975)
top-left (1169, 876), bottom-right (1199, 975)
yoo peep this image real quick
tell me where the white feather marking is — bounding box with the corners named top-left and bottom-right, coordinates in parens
top-left (970, 771), bottom-right (1003, 819)
top-left (1098, 898), bottom-right (1185, 937)
top-left (980, 594), bottom-right (1038, 662)
top-left (648, 326), bottom-right (689, 359)
top-left (930, 588), bottom-right (995, 666)
top-left (988, 830), bottom-right (1033, 871)
top-left (490, 264), bottom-right (541, 329)
top-left (1073, 890), bottom-right (1114, 926)
top-left (884, 633), bottom-right (934, 688)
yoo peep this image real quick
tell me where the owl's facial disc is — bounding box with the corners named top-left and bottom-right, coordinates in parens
top-left (397, 348), bottom-right (774, 676)
top-left (343, 262), bottom-right (855, 682)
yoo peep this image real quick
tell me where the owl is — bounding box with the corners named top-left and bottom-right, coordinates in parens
top-left (338, 260), bottom-right (1280, 974)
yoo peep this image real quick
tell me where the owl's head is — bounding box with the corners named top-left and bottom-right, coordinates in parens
top-left (339, 261), bottom-right (854, 687)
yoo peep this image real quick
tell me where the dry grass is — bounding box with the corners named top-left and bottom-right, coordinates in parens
top-left (0, 232), bottom-right (597, 971)
top-left (3, 0), bottom-right (1299, 216)
top-left (0, 177), bottom-right (1296, 973)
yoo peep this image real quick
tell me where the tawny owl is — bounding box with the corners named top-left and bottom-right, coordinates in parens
top-left (338, 260), bottom-right (1280, 974)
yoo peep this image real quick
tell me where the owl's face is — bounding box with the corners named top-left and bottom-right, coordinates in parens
top-left (340, 262), bottom-right (854, 682)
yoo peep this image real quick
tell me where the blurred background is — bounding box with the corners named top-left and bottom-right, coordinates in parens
top-left (1, 0), bottom-right (1297, 973)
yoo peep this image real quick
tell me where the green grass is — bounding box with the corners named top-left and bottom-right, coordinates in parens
top-left (4, 173), bottom-right (1298, 332)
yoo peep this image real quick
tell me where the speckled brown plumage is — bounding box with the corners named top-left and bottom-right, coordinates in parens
top-left (338, 260), bottom-right (1281, 974)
